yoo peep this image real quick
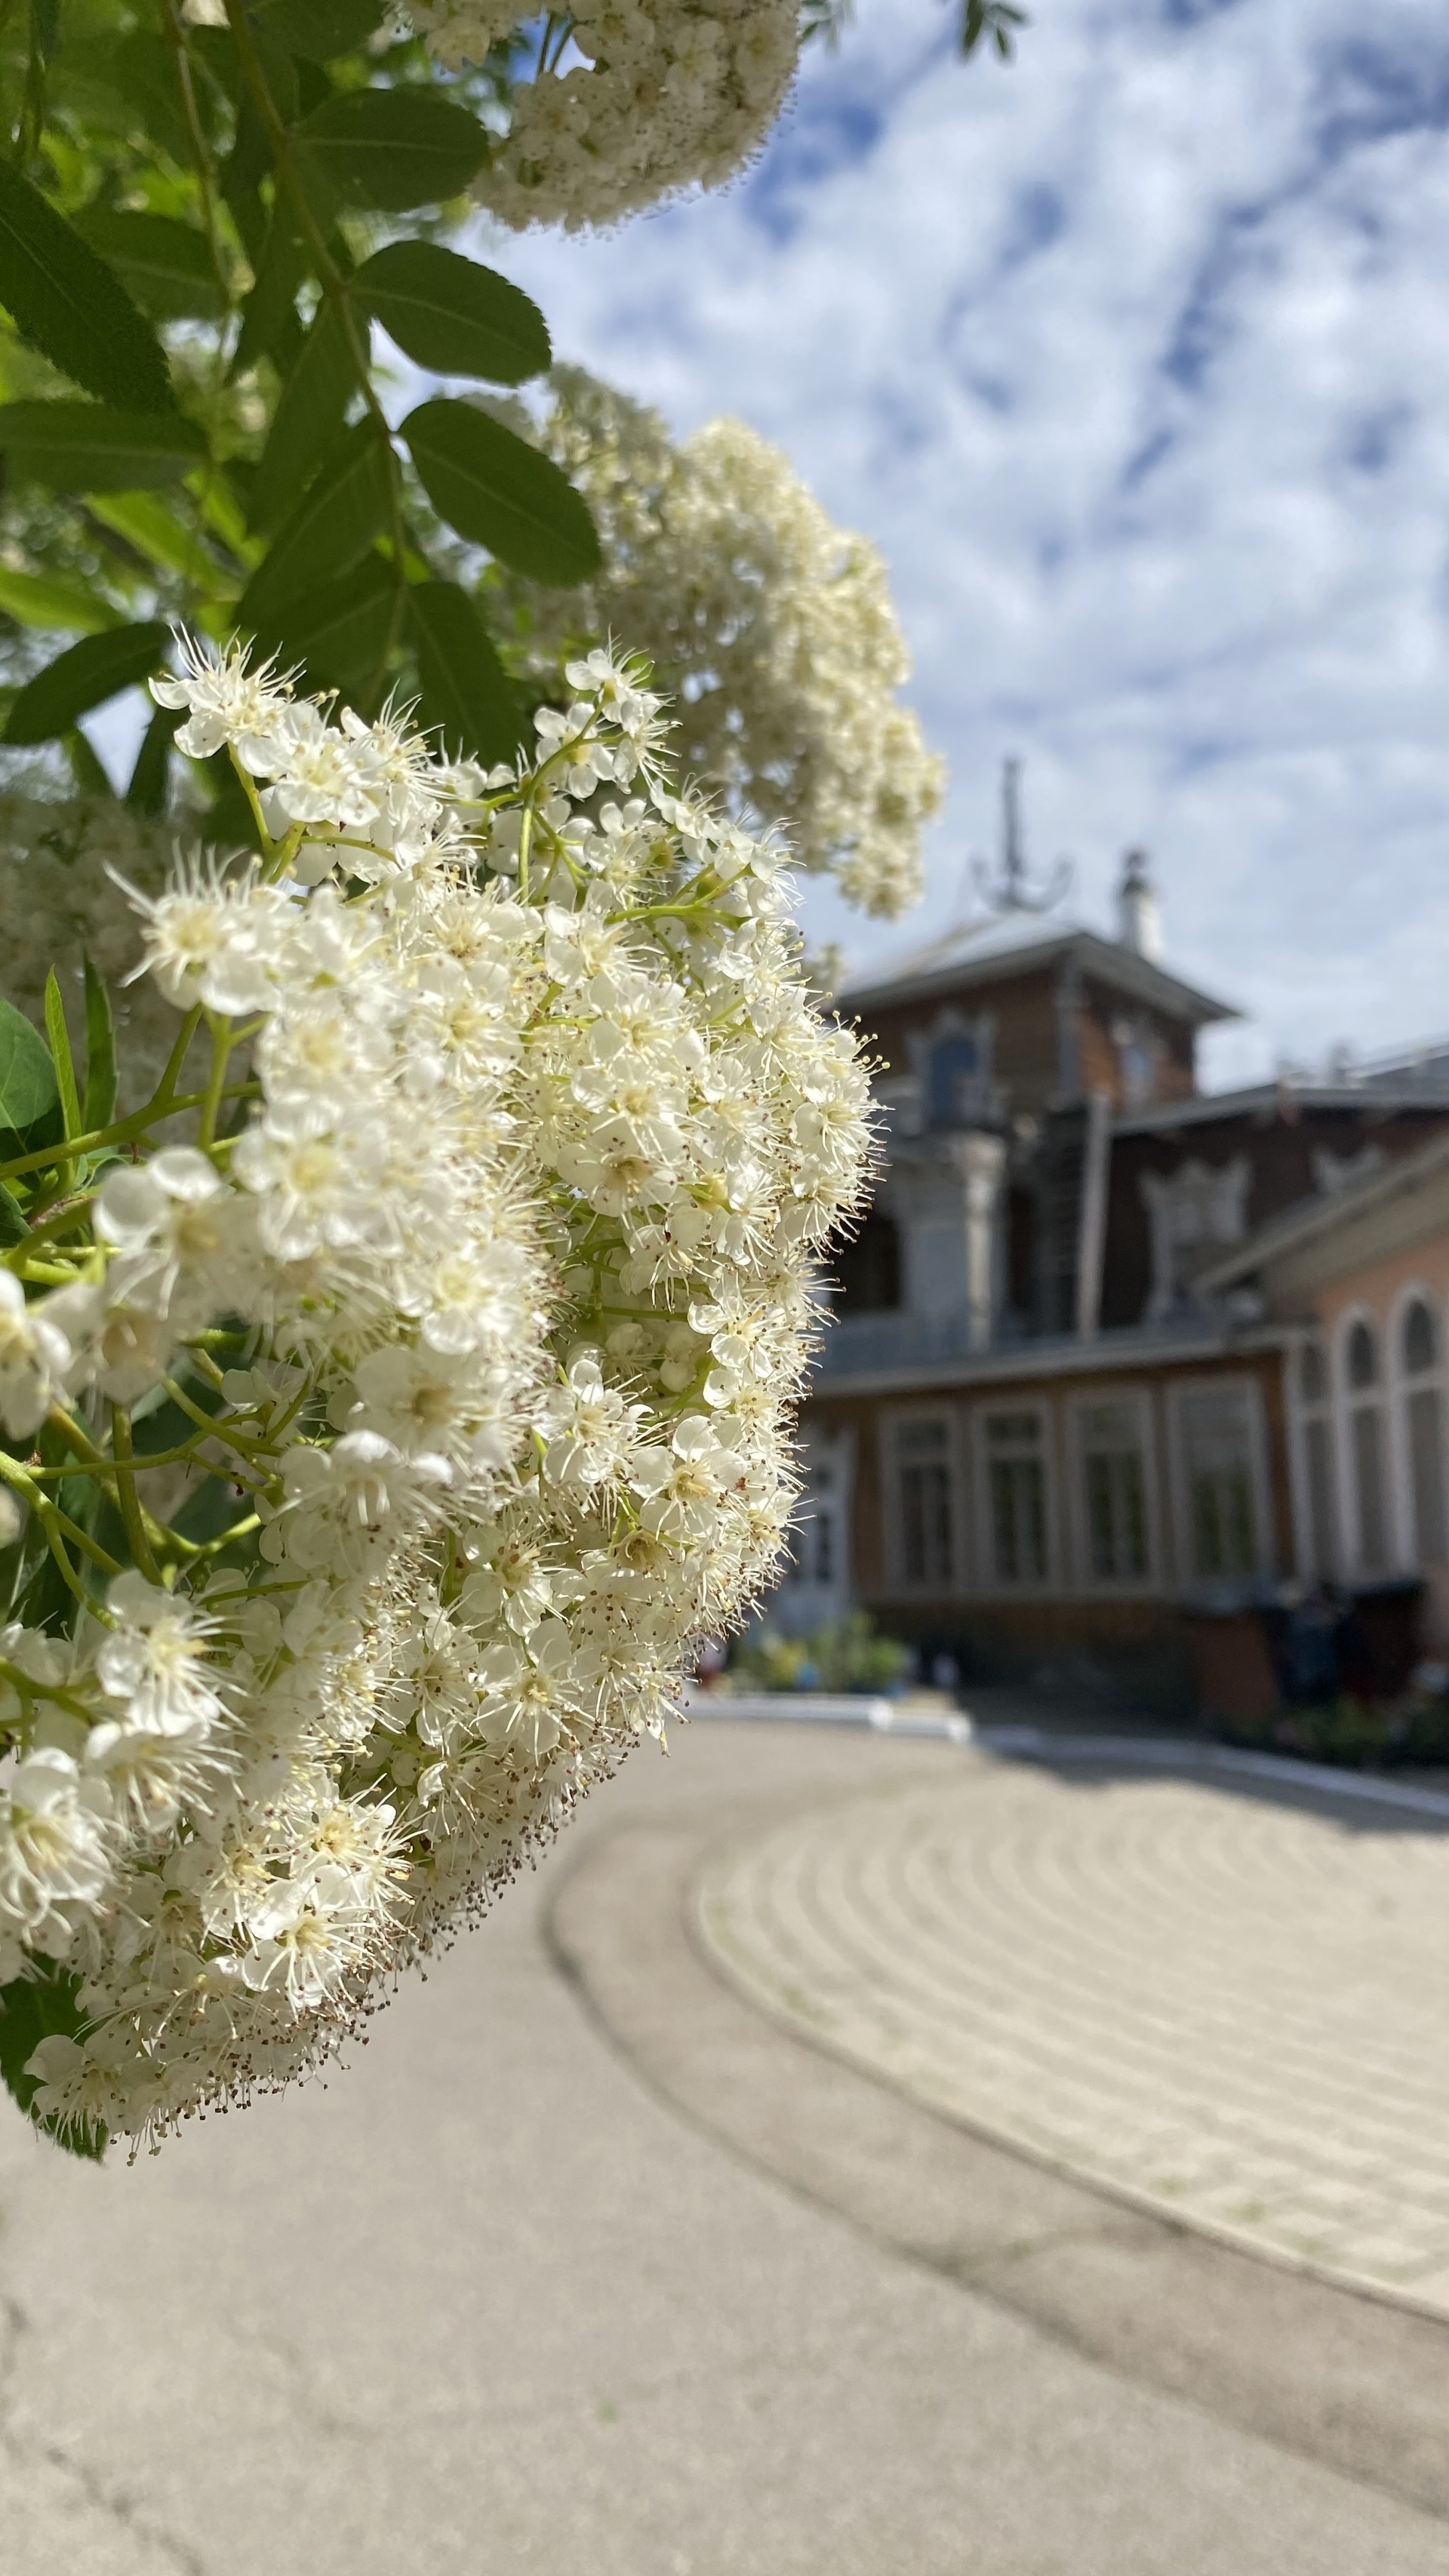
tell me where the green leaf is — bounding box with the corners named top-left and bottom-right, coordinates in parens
top-left (238, 415), bottom-right (392, 636)
top-left (0, 158), bottom-right (172, 413)
top-left (408, 580), bottom-right (525, 766)
top-left (3, 621), bottom-right (168, 744)
top-left (296, 88), bottom-right (489, 213)
top-left (0, 1183), bottom-right (26, 1248)
top-left (0, 1961), bottom-right (107, 2159)
top-left (272, 549), bottom-right (399, 699)
top-left (82, 954), bottom-right (117, 1131)
top-left (0, 567), bottom-right (122, 634)
top-left (0, 402), bottom-right (207, 492)
top-left (64, 727), bottom-right (112, 796)
top-left (401, 399), bottom-right (600, 586)
top-left (258, 0), bottom-right (389, 57)
top-left (231, 200), bottom-right (308, 378)
top-left (0, 994), bottom-right (61, 1154)
top-left (111, 30), bottom-right (196, 169)
top-left (125, 701), bottom-right (179, 815)
top-left (72, 209), bottom-right (223, 324)
top-left (43, 970), bottom-right (81, 1144)
top-left (249, 299), bottom-right (355, 536)
top-left (354, 242), bottom-right (549, 386)
top-left (87, 491), bottom-right (220, 591)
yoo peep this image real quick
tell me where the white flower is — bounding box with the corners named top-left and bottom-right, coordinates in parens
top-left (539, 1355), bottom-right (643, 1494)
top-left (0, 636), bottom-right (873, 2150)
top-left (412, 0), bottom-right (801, 232)
top-left (351, 1343), bottom-right (511, 1469)
top-left (267, 1431), bottom-right (451, 1574)
top-left (242, 1862), bottom-right (380, 2009)
top-left (40, 1279), bottom-right (176, 1407)
top-left (96, 1572), bottom-right (226, 1738)
top-left (261, 703), bottom-right (383, 833)
top-left (22, 2030), bottom-right (126, 2141)
top-left (500, 371), bottom-right (944, 917)
top-left (82, 1716), bottom-right (230, 1835)
top-left (0, 1748), bottom-right (114, 1938)
top-left (631, 1415), bottom-right (740, 1541)
top-left (0, 1269), bottom-right (69, 1438)
top-left (95, 1148), bottom-right (241, 1321)
top-left (122, 851), bottom-right (288, 1015)
top-left (151, 635), bottom-right (294, 771)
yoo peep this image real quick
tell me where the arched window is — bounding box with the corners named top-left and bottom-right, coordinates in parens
top-left (1348, 1319), bottom-right (1378, 1391)
top-left (1401, 1297), bottom-right (1447, 1565)
top-left (1295, 1337), bottom-right (1337, 1575)
top-left (1345, 1317), bottom-right (1387, 1570)
top-left (1403, 1297), bottom-right (1438, 1377)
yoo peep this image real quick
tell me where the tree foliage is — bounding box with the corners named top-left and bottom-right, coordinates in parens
top-left (0, 0), bottom-right (560, 786)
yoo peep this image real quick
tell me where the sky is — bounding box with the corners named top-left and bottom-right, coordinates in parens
top-left (485, 0), bottom-right (1449, 1091)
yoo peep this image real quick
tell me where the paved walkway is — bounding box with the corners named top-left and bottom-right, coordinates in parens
top-left (694, 1745), bottom-right (1449, 2314)
top-left (1, 1719), bottom-right (1446, 2573)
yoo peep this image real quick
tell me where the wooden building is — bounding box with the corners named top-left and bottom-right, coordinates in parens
top-left (780, 801), bottom-right (1449, 1712)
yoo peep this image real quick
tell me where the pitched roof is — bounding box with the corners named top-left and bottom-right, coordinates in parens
top-left (838, 910), bottom-right (1237, 1027)
top-left (1195, 1128), bottom-right (1449, 1294)
top-left (1114, 1082), bottom-right (1449, 1137)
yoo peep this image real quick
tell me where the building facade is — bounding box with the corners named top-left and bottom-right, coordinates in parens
top-left (783, 816), bottom-right (1449, 1710)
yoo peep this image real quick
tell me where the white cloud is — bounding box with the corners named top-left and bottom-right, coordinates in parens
top-left (485, 0), bottom-right (1449, 1088)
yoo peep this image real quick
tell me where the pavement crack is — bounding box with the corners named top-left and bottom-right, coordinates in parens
top-left (230, 2322), bottom-right (377, 2445)
top-left (0, 2279), bottom-right (207, 2574)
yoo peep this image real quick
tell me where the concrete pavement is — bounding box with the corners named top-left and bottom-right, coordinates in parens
top-left (1, 1715), bottom-right (1446, 2574)
top-left (694, 1742), bottom-right (1449, 2309)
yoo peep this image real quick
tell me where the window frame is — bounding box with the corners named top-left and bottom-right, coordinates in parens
top-left (1286, 1328), bottom-right (1340, 1581)
top-left (1335, 1303), bottom-right (1394, 1577)
top-left (882, 1406), bottom-right (963, 1596)
top-left (1167, 1372), bottom-right (1274, 1590)
top-left (1388, 1282), bottom-right (1448, 1571)
top-left (1066, 1385), bottom-right (1160, 1593)
top-left (969, 1397), bottom-right (1058, 1594)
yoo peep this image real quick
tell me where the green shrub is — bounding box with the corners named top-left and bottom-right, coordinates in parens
top-left (1216, 1694), bottom-right (1449, 1768)
top-left (731, 1612), bottom-right (913, 1696)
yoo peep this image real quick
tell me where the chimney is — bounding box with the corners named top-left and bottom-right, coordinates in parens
top-left (1117, 848), bottom-right (1161, 961)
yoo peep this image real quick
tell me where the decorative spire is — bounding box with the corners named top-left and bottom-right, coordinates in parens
top-left (972, 757), bottom-right (1072, 914)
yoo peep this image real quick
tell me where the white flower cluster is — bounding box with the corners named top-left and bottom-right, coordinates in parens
top-left (497, 370), bottom-right (945, 919)
top-left (0, 638), bottom-right (872, 2153)
top-left (409, 0), bottom-right (801, 229)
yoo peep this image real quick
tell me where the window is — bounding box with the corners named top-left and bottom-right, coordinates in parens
top-left (833, 1212), bottom-right (900, 1313)
top-left (1177, 1386), bottom-right (1261, 1580)
top-left (1401, 1297), bottom-right (1447, 1566)
top-left (811, 1489), bottom-right (835, 1585)
top-left (1078, 1400), bottom-right (1149, 1581)
top-left (1294, 1337), bottom-right (1337, 1577)
top-left (1404, 1297), bottom-right (1438, 1376)
top-left (928, 1034), bottom-right (979, 1128)
top-left (984, 1410), bottom-right (1048, 1583)
top-left (1300, 1338), bottom-right (1328, 1406)
top-left (896, 1417), bottom-right (955, 1589)
top-left (1347, 1319), bottom-right (1378, 1392)
top-left (1344, 1317), bottom-right (1387, 1571)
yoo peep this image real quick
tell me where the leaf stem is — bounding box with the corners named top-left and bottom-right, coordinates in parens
top-left (109, 1405), bottom-right (162, 1583)
top-left (0, 1080), bottom-right (257, 1190)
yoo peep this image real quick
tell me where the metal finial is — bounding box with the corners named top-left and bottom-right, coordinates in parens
top-left (971, 757), bottom-right (1072, 914)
